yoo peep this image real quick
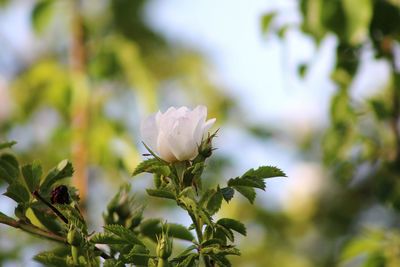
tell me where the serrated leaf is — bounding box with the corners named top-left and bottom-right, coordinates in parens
top-left (123, 245), bottom-right (151, 265)
top-left (140, 219), bottom-right (194, 242)
top-left (0, 140), bottom-right (17, 150)
top-left (206, 188), bottom-right (223, 215)
top-left (90, 232), bottom-right (125, 244)
top-left (104, 259), bottom-right (125, 267)
top-left (104, 224), bottom-right (145, 246)
top-left (132, 158), bottom-right (171, 177)
top-left (217, 218), bottom-right (246, 236)
top-left (215, 224), bottom-right (234, 242)
top-left (202, 246), bottom-right (240, 256)
top-left (4, 182), bottom-right (30, 203)
top-left (33, 251), bottom-right (68, 267)
top-left (209, 254), bottom-right (232, 267)
top-left (167, 223), bottom-right (194, 241)
top-left (176, 253), bottom-right (198, 267)
top-left (202, 239), bottom-right (223, 247)
top-left (0, 154), bottom-right (20, 184)
top-left (231, 186), bottom-right (256, 204)
top-left (146, 188), bottom-right (175, 200)
top-left (172, 245), bottom-right (197, 262)
top-left (228, 177), bottom-right (266, 190)
top-left (40, 160), bottom-right (73, 193)
top-left (242, 166), bottom-right (286, 179)
top-left (31, 0), bottom-right (54, 34)
top-left (220, 187), bottom-right (234, 203)
top-left (22, 162), bottom-right (42, 192)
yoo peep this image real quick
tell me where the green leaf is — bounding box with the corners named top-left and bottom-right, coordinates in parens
top-left (22, 162), bottom-right (42, 192)
top-left (0, 154), bottom-right (20, 184)
top-left (242, 166), bottom-right (286, 179)
top-left (0, 141), bottom-right (17, 150)
top-left (104, 259), bottom-right (125, 267)
top-left (140, 218), bottom-right (161, 241)
top-left (231, 186), bottom-right (256, 204)
top-left (220, 187), bottom-right (234, 203)
top-left (172, 245), bottom-right (197, 262)
top-left (215, 224), bottom-right (234, 242)
top-left (206, 188), bottom-right (223, 215)
top-left (261, 12), bottom-right (276, 34)
top-left (167, 223), bottom-right (195, 241)
top-left (104, 224), bottom-right (145, 246)
top-left (40, 160), bottom-right (73, 193)
top-left (34, 252), bottom-right (68, 267)
top-left (31, 0), bottom-right (54, 34)
top-left (341, 230), bottom-right (383, 261)
top-left (217, 218), bottom-right (246, 236)
top-left (202, 246), bottom-right (240, 256)
top-left (176, 253), bottom-right (198, 267)
top-left (123, 245), bottom-right (151, 265)
top-left (146, 188), bottom-right (175, 200)
top-left (228, 177), bottom-right (266, 190)
top-left (139, 219), bottom-right (194, 242)
top-left (90, 232), bottom-right (126, 244)
top-left (4, 182), bottom-right (30, 203)
top-left (132, 158), bottom-right (171, 177)
top-left (208, 254), bottom-right (232, 267)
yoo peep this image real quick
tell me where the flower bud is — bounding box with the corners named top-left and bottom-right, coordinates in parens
top-left (156, 230), bottom-right (173, 259)
top-left (51, 185), bottom-right (71, 205)
top-left (67, 226), bottom-right (83, 246)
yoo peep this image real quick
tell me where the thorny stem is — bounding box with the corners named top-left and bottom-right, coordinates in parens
top-left (0, 215), bottom-right (112, 260)
top-left (187, 209), bottom-right (213, 267)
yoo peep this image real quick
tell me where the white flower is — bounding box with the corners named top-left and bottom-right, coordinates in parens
top-left (140, 106), bottom-right (216, 162)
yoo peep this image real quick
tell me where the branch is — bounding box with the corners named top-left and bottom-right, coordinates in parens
top-left (0, 216), bottom-right (66, 243)
top-left (0, 215), bottom-right (112, 259)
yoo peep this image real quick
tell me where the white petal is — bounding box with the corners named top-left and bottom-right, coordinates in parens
top-left (190, 106), bottom-right (207, 142)
top-left (202, 118), bottom-right (216, 137)
top-left (157, 130), bottom-right (177, 162)
top-left (140, 114), bottom-right (159, 151)
top-left (167, 117), bottom-right (198, 161)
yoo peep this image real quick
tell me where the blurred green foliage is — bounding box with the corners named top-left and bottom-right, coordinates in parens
top-left (256, 0), bottom-right (400, 267)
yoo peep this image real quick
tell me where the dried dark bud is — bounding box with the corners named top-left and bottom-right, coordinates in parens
top-left (51, 185), bottom-right (71, 204)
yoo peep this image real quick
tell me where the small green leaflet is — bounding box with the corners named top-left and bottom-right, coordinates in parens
top-left (242, 166), bottom-right (286, 179)
top-left (104, 224), bottom-right (145, 246)
top-left (146, 188), bottom-right (175, 200)
top-left (0, 141), bottom-right (17, 150)
top-left (228, 165), bottom-right (286, 203)
top-left (22, 162), bottom-right (42, 192)
top-left (132, 158), bottom-right (170, 177)
top-left (206, 188), bottom-right (223, 215)
top-left (40, 160), bottom-right (73, 193)
top-left (4, 182), bottom-right (30, 203)
top-left (217, 218), bottom-right (246, 236)
top-left (0, 154), bottom-right (20, 184)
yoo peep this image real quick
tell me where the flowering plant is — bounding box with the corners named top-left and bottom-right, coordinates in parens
top-left (0, 106), bottom-right (285, 267)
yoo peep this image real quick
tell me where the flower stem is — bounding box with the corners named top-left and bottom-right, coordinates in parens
top-left (157, 258), bottom-right (169, 267)
top-left (187, 211), bottom-right (213, 267)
